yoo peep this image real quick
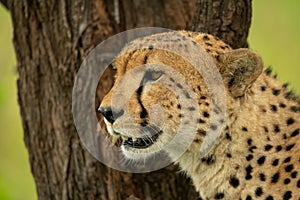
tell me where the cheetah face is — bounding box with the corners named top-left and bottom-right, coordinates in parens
top-left (99, 46), bottom-right (205, 160)
top-left (100, 55), bottom-right (201, 160)
top-left (99, 32), bottom-right (263, 161)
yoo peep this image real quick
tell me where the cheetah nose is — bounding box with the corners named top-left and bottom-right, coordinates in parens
top-left (98, 106), bottom-right (124, 124)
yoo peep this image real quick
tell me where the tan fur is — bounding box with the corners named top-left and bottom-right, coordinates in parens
top-left (100, 31), bottom-right (300, 199)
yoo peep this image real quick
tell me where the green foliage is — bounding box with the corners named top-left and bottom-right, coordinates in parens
top-left (249, 1), bottom-right (300, 93)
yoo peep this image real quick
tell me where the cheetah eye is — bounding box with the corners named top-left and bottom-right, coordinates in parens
top-left (143, 70), bottom-right (164, 82)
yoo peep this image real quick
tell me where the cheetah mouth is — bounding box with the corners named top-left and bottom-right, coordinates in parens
top-left (122, 131), bottom-right (162, 149)
top-left (111, 129), bottom-right (162, 149)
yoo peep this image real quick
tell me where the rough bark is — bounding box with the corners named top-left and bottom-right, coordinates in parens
top-left (192, 0), bottom-right (252, 48)
top-left (3, 0), bottom-right (251, 199)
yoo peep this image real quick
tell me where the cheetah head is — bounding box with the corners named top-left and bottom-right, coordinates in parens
top-left (98, 31), bottom-right (263, 161)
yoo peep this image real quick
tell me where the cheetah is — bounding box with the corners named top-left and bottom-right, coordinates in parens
top-left (98, 31), bottom-right (300, 199)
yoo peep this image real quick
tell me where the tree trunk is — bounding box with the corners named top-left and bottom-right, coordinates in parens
top-left (3, 0), bottom-right (251, 199)
top-left (192, 0), bottom-right (252, 48)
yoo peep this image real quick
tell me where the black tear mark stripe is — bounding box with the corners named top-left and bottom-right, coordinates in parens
top-left (136, 86), bottom-right (148, 126)
top-left (136, 49), bottom-right (150, 126)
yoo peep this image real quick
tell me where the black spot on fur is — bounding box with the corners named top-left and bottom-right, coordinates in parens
top-left (265, 67), bottom-right (272, 75)
top-left (283, 191), bottom-right (292, 200)
top-left (197, 118), bottom-right (206, 124)
top-left (266, 196), bottom-right (274, 200)
top-left (255, 187), bottom-right (263, 197)
top-left (291, 171), bottom-right (297, 178)
top-left (248, 146), bottom-right (257, 153)
top-left (203, 111), bottom-right (209, 118)
top-left (257, 156), bottom-right (266, 165)
top-left (290, 106), bottom-right (300, 112)
top-left (264, 144), bottom-right (273, 151)
top-left (213, 108), bottom-right (219, 114)
top-left (286, 144), bottom-right (295, 151)
top-left (259, 173), bottom-right (266, 181)
top-left (216, 55), bottom-right (221, 62)
top-left (193, 138), bottom-right (201, 143)
top-left (284, 178), bottom-right (291, 184)
top-left (200, 96), bottom-right (206, 100)
top-left (184, 91), bottom-right (191, 99)
top-left (283, 157), bottom-right (291, 163)
top-left (276, 145), bottom-right (282, 152)
top-left (246, 154), bottom-right (253, 161)
top-left (283, 133), bottom-right (288, 140)
top-left (272, 159), bottom-right (279, 166)
top-left (246, 195), bottom-right (252, 200)
top-left (228, 78), bottom-right (235, 88)
top-left (242, 127), bottom-right (248, 132)
top-left (201, 155), bottom-right (215, 165)
top-left (214, 192), bottom-right (224, 199)
top-left (286, 117), bottom-right (295, 125)
top-left (197, 129), bottom-right (206, 136)
top-left (270, 105), bottom-right (277, 112)
top-left (247, 139), bottom-right (253, 145)
top-left (285, 164), bottom-right (294, 172)
top-left (205, 42), bottom-right (213, 47)
top-left (225, 133), bottom-right (232, 140)
top-left (283, 82), bottom-right (289, 88)
top-left (273, 124), bottom-right (280, 133)
top-left (176, 83), bottom-right (183, 89)
top-left (148, 45), bottom-right (154, 50)
top-left (245, 165), bottom-right (253, 180)
top-left (203, 35), bottom-right (210, 41)
top-left (188, 106), bottom-right (196, 111)
top-left (284, 91), bottom-right (300, 101)
top-left (291, 128), bottom-right (299, 137)
top-left (271, 172), bottom-right (279, 183)
top-left (229, 176), bottom-right (240, 188)
top-left (279, 103), bottom-right (286, 108)
top-left (272, 89), bottom-right (280, 96)
top-left (260, 86), bottom-right (266, 91)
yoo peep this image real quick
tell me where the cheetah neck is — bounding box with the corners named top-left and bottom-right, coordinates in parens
top-left (176, 72), bottom-right (300, 199)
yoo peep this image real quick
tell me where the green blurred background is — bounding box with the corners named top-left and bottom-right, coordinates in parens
top-left (0, 1), bottom-right (299, 200)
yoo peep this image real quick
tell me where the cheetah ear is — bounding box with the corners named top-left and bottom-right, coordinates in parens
top-left (218, 48), bottom-right (264, 98)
